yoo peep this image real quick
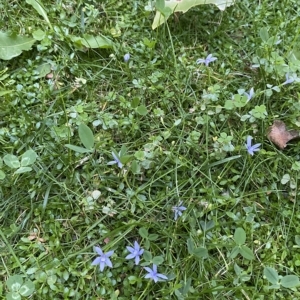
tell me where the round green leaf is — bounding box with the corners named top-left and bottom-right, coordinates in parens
top-left (21, 149), bottom-right (37, 166)
top-left (136, 105), bottom-right (148, 116)
top-left (6, 291), bottom-right (21, 300)
top-left (19, 280), bottom-right (35, 296)
top-left (0, 170), bottom-right (5, 180)
top-left (3, 154), bottom-right (20, 169)
top-left (240, 245), bottom-right (255, 260)
top-left (6, 275), bottom-right (23, 291)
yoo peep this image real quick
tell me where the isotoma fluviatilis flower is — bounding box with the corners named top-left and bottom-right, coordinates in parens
top-left (144, 264), bottom-right (168, 283)
top-left (172, 201), bottom-right (187, 220)
top-left (107, 151), bottom-right (123, 168)
top-left (245, 136), bottom-right (261, 156)
top-left (282, 73), bottom-right (295, 85)
top-left (91, 246), bottom-right (114, 272)
top-left (196, 54), bottom-right (217, 66)
top-left (124, 53), bottom-right (130, 62)
top-left (244, 87), bottom-right (254, 101)
top-left (125, 241), bottom-right (144, 265)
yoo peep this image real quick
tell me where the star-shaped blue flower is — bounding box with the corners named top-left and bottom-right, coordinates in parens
top-left (283, 73), bottom-right (295, 85)
top-left (172, 201), bottom-right (187, 220)
top-left (91, 246), bottom-right (114, 272)
top-left (196, 54), bottom-right (217, 66)
top-left (244, 87), bottom-right (254, 101)
top-left (107, 151), bottom-right (123, 168)
top-left (144, 264), bottom-right (168, 283)
top-left (245, 136), bottom-right (261, 156)
top-left (125, 241), bottom-right (144, 265)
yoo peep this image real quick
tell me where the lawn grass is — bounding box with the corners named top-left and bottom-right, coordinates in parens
top-left (1, 0), bottom-right (300, 299)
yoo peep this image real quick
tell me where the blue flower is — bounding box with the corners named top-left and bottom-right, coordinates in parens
top-left (283, 73), bottom-right (295, 85)
top-left (124, 53), bottom-right (130, 62)
top-left (244, 87), bottom-right (254, 101)
top-left (245, 136), bottom-right (261, 156)
top-left (91, 246), bottom-right (114, 271)
top-left (107, 151), bottom-right (123, 168)
top-left (172, 201), bottom-right (187, 220)
top-left (144, 264), bottom-right (168, 283)
top-left (125, 241), bottom-right (144, 265)
top-left (196, 54), bottom-right (217, 66)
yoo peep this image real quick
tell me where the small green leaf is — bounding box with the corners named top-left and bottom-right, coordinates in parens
top-left (6, 291), bottom-right (21, 300)
top-left (15, 167), bottom-right (32, 174)
top-left (131, 160), bottom-right (141, 174)
top-left (295, 235), bottom-right (300, 246)
top-left (6, 275), bottom-right (23, 290)
top-left (78, 123), bottom-right (94, 150)
top-left (259, 27), bottom-right (269, 42)
top-left (234, 227), bottom-right (246, 245)
top-left (152, 256), bottom-right (164, 265)
top-left (65, 144), bottom-right (93, 153)
top-left (0, 170), bottom-right (5, 180)
top-left (35, 63), bottom-right (51, 77)
top-left (281, 275), bottom-right (300, 288)
top-left (264, 267), bottom-right (279, 285)
top-left (193, 247), bottom-right (208, 259)
top-left (32, 29), bottom-right (45, 41)
top-left (81, 34), bottom-right (113, 49)
top-left (148, 234), bottom-right (159, 241)
top-left (240, 245), bottom-right (255, 260)
top-left (187, 238), bottom-right (194, 254)
top-left (136, 105), bottom-right (148, 116)
top-left (139, 227), bottom-right (148, 238)
top-left (229, 246), bottom-right (240, 258)
top-left (19, 280), bottom-right (35, 296)
top-left (281, 174), bottom-right (290, 185)
top-left (131, 97), bottom-right (140, 108)
top-left (3, 154), bottom-right (20, 168)
top-left (21, 149), bottom-right (37, 166)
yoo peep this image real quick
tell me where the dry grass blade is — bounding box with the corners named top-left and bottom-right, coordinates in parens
top-left (267, 120), bottom-right (299, 149)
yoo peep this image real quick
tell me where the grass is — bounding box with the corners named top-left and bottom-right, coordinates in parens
top-left (1, 0), bottom-right (300, 299)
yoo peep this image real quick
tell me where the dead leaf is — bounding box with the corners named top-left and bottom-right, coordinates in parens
top-left (267, 120), bottom-right (299, 149)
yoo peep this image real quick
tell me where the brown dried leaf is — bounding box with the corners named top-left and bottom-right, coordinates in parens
top-left (267, 120), bottom-right (299, 149)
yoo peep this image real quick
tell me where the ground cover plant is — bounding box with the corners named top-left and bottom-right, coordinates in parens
top-left (1, 0), bottom-right (300, 299)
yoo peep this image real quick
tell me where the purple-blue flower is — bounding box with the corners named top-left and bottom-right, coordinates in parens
top-left (245, 136), bottom-right (261, 156)
top-left (196, 54), bottom-right (217, 66)
top-left (125, 241), bottom-right (144, 265)
top-left (91, 246), bottom-right (114, 271)
top-left (124, 53), bottom-right (130, 62)
top-left (144, 264), bottom-right (168, 283)
top-left (172, 201), bottom-right (187, 220)
top-left (107, 151), bottom-right (123, 168)
top-left (244, 87), bottom-right (254, 101)
top-left (283, 73), bottom-right (295, 85)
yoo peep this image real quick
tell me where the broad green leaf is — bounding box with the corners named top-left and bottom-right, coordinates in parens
top-left (14, 167), bottom-right (32, 174)
top-left (26, 0), bottom-right (52, 28)
top-left (6, 292), bottom-right (21, 300)
top-left (65, 144), bottom-right (93, 153)
top-left (0, 90), bottom-right (13, 96)
top-left (281, 275), bottom-right (300, 288)
top-left (78, 123), bottom-right (94, 150)
top-left (148, 234), bottom-right (159, 241)
top-left (152, 0), bottom-right (235, 29)
top-left (234, 227), bottom-right (246, 245)
top-left (35, 63), bottom-right (51, 78)
top-left (6, 275), bottom-right (23, 290)
top-left (136, 105), bottom-right (148, 116)
top-left (3, 154), bottom-right (20, 168)
top-left (0, 32), bottom-right (36, 60)
top-left (19, 280), bottom-right (35, 296)
top-left (259, 27), bottom-right (269, 42)
top-left (264, 267), bottom-right (279, 285)
top-left (281, 174), bottom-right (290, 185)
top-left (131, 160), bottom-right (141, 174)
top-left (240, 245), bottom-right (255, 260)
top-left (131, 97), bottom-right (140, 108)
top-left (21, 149), bottom-right (37, 167)
top-left (32, 29), bottom-right (46, 41)
top-left (193, 247), bottom-right (208, 259)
